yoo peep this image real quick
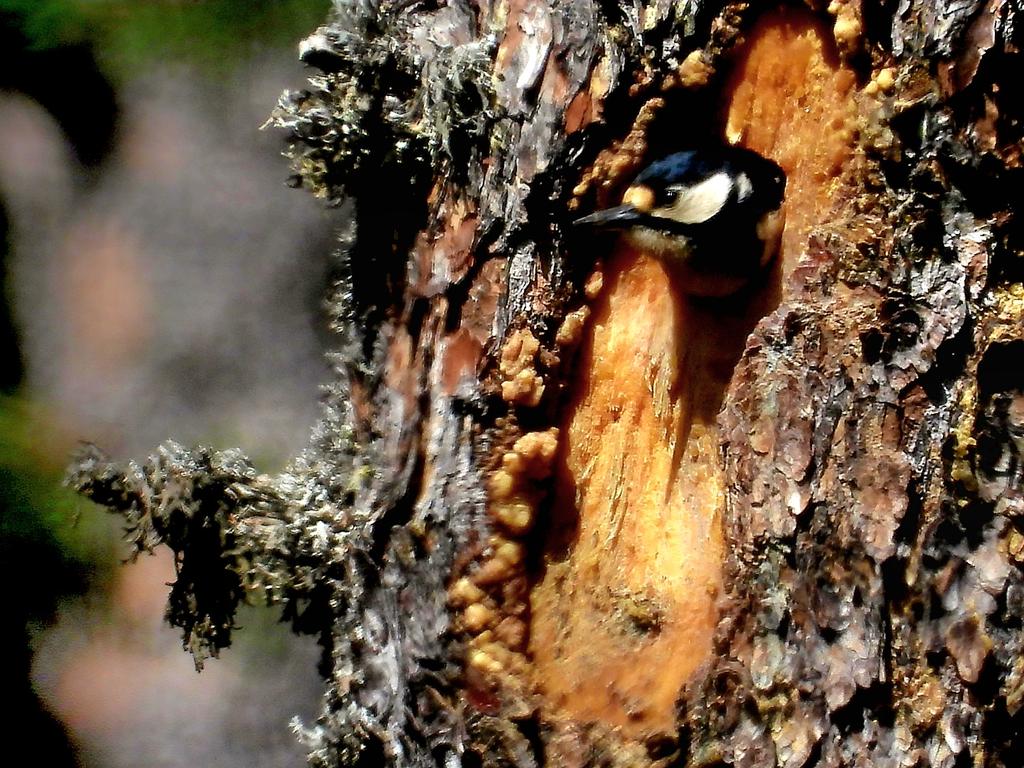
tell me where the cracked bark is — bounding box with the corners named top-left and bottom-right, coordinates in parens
top-left (69, 0), bottom-right (1024, 766)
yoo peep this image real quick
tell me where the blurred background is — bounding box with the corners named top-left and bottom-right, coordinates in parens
top-left (0, 2), bottom-right (339, 764)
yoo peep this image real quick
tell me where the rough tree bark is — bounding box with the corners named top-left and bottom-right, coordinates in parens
top-left (69, 0), bottom-right (1024, 766)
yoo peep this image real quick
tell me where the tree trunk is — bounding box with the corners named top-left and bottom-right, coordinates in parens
top-left (70, 0), bottom-right (1024, 766)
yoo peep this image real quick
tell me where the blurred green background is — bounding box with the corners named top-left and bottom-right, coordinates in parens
top-left (1, 1), bottom-right (332, 765)
top-left (3, 0), bottom-right (327, 76)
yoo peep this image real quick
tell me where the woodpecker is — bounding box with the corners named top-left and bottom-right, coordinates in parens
top-left (574, 146), bottom-right (787, 297)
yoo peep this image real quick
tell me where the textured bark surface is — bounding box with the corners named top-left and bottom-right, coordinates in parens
top-left (69, 0), bottom-right (1024, 766)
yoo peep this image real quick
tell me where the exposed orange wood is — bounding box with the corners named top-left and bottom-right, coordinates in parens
top-left (725, 9), bottom-right (858, 276)
top-left (530, 251), bottom-right (743, 735)
top-left (529, 6), bottom-right (861, 743)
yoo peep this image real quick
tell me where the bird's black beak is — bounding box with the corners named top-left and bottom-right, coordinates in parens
top-left (573, 205), bottom-right (644, 229)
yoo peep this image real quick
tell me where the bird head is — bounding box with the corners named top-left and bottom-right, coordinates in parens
top-left (574, 146), bottom-right (786, 296)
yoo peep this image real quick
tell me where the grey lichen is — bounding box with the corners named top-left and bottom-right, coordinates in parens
top-left (272, 0), bottom-right (497, 203)
top-left (66, 422), bottom-right (363, 671)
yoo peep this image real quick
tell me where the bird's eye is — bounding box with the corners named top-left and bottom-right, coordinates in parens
top-left (663, 184), bottom-right (687, 204)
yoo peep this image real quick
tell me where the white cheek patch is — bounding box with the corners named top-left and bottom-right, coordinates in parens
top-left (735, 172), bottom-right (753, 202)
top-left (655, 171), bottom-right (733, 225)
